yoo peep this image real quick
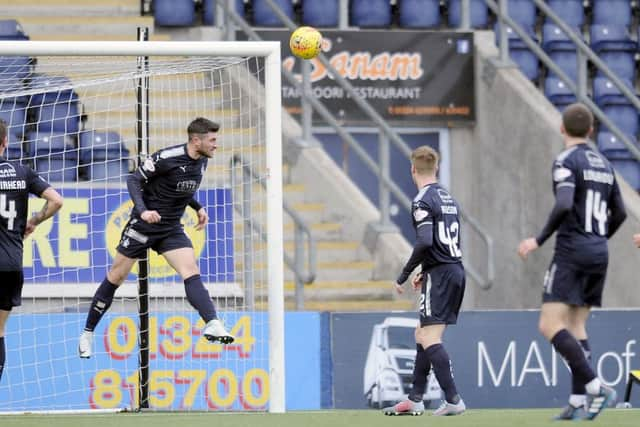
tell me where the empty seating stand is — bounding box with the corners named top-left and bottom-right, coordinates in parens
top-left (542, 23), bottom-right (583, 82)
top-left (302, 0), bottom-right (339, 27)
top-left (154, 0), bottom-right (195, 26)
top-left (79, 131), bottom-right (130, 181)
top-left (399, 0), bottom-right (441, 28)
top-left (448, 0), bottom-right (489, 28)
top-left (590, 25), bottom-right (637, 81)
top-left (28, 131), bottom-right (78, 182)
top-left (546, 0), bottom-right (584, 28)
top-left (203, 0), bottom-right (245, 25)
top-left (252, 0), bottom-right (294, 26)
top-left (592, 0), bottom-right (632, 27)
top-left (351, 0), bottom-right (392, 27)
top-left (29, 74), bottom-right (81, 134)
top-left (496, 24), bottom-right (540, 81)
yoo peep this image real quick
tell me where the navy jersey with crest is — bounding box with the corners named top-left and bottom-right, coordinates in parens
top-left (397, 183), bottom-right (463, 284)
top-left (413, 184), bottom-right (463, 268)
top-left (135, 144), bottom-right (207, 225)
top-left (0, 157), bottom-right (50, 271)
top-left (551, 144), bottom-right (620, 266)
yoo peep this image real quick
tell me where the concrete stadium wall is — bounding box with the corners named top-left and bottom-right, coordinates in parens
top-left (451, 32), bottom-right (640, 309)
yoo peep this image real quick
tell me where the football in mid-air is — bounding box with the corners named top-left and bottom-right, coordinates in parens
top-left (289, 26), bottom-right (323, 60)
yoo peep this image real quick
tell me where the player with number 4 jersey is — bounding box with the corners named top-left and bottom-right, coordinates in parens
top-left (518, 103), bottom-right (626, 421)
top-left (383, 146), bottom-right (466, 417)
top-left (0, 119), bottom-right (63, 383)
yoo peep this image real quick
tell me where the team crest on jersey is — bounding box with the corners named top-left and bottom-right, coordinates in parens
top-left (585, 151), bottom-right (605, 169)
top-left (413, 209), bottom-right (429, 222)
top-left (143, 157), bottom-right (155, 172)
top-left (553, 167), bottom-right (572, 182)
top-left (437, 188), bottom-right (453, 203)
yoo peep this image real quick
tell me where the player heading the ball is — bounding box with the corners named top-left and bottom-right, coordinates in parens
top-left (78, 117), bottom-right (234, 359)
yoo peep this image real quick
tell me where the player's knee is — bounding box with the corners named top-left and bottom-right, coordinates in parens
top-left (106, 271), bottom-right (126, 286)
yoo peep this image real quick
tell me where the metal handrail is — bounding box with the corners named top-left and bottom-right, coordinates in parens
top-left (230, 155), bottom-right (316, 309)
top-left (486, 0), bottom-right (640, 162)
top-left (216, 0), bottom-right (495, 290)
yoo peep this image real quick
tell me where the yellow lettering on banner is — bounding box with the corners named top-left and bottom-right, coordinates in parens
top-left (207, 369), bottom-right (237, 408)
top-left (177, 370), bottom-right (207, 408)
top-left (161, 315), bottom-right (191, 358)
top-left (150, 370), bottom-right (175, 408)
top-left (59, 198), bottom-right (89, 267)
top-left (242, 369), bottom-right (270, 408)
top-left (107, 316), bottom-right (137, 359)
top-left (90, 370), bottom-right (122, 409)
top-left (23, 198), bottom-right (55, 267)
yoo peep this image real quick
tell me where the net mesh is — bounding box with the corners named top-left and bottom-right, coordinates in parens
top-left (0, 54), bottom-right (271, 411)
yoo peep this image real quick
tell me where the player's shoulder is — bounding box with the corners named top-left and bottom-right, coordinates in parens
top-left (554, 145), bottom-right (580, 166)
top-left (0, 158), bottom-right (30, 177)
top-left (155, 144), bottom-right (186, 160)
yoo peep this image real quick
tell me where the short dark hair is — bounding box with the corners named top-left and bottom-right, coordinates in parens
top-left (188, 117), bottom-right (220, 139)
top-left (0, 119), bottom-right (7, 143)
top-left (562, 103), bottom-right (593, 138)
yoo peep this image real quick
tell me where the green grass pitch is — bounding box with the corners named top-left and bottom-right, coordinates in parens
top-left (0, 409), bottom-right (638, 427)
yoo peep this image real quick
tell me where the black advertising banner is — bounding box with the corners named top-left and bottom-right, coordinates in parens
top-left (252, 30), bottom-right (475, 126)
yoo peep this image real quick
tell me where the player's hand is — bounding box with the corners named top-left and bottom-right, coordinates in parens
top-left (518, 237), bottom-right (539, 260)
top-left (394, 282), bottom-right (404, 295)
top-left (196, 208), bottom-right (208, 231)
top-left (24, 218), bottom-right (37, 238)
top-left (141, 210), bottom-right (161, 223)
top-left (411, 272), bottom-right (423, 291)
top-left (634, 233), bottom-right (640, 248)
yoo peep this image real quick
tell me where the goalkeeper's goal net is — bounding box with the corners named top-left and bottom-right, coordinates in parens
top-left (0, 40), bottom-right (284, 413)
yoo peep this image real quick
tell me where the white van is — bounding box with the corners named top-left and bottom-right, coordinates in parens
top-left (363, 316), bottom-right (442, 408)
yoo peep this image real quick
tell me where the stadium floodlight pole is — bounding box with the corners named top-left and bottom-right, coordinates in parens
top-left (0, 40), bottom-right (285, 413)
top-left (135, 26), bottom-right (151, 410)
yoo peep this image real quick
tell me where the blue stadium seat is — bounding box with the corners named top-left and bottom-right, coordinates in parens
top-left (0, 19), bottom-right (28, 41)
top-left (593, 76), bottom-right (634, 106)
top-left (495, 24), bottom-right (539, 80)
top-left (28, 131), bottom-right (77, 182)
top-left (601, 105), bottom-right (639, 137)
top-left (203, 0), bottom-right (245, 25)
top-left (0, 97), bottom-right (27, 139)
top-left (609, 159), bottom-right (640, 190)
top-left (302, 0), bottom-right (339, 27)
top-left (508, 0), bottom-right (536, 28)
top-left (252, 0), bottom-right (294, 27)
top-left (29, 74), bottom-right (81, 133)
top-left (544, 76), bottom-right (576, 109)
top-left (591, 25), bottom-right (637, 80)
top-left (448, 0), bottom-right (489, 28)
top-left (79, 131), bottom-right (130, 180)
top-left (542, 23), bottom-right (581, 52)
top-left (510, 49), bottom-right (539, 80)
top-left (592, 0), bottom-right (632, 27)
top-left (547, 0), bottom-right (584, 28)
top-left (399, 0), bottom-right (441, 28)
top-left (0, 56), bottom-right (32, 84)
top-left (154, 0), bottom-right (194, 26)
top-left (597, 131), bottom-right (638, 154)
top-left (351, 0), bottom-right (392, 27)
top-left (29, 74), bottom-right (78, 104)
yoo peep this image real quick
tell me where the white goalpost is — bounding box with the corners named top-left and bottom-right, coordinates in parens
top-left (0, 40), bottom-right (284, 413)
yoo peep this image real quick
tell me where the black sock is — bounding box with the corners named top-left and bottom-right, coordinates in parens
top-left (0, 336), bottom-right (5, 381)
top-left (426, 343), bottom-right (459, 404)
top-left (572, 339), bottom-right (592, 395)
top-left (84, 278), bottom-right (118, 332)
top-left (409, 343), bottom-right (431, 402)
top-left (184, 274), bottom-right (217, 322)
top-left (551, 330), bottom-right (596, 391)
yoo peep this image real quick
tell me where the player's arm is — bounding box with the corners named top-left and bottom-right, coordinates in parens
top-left (396, 203), bottom-right (433, 288)
top-left (519, 162), bottom-right (575, 259)
top-left (535, 184), bottom-right (574, 246)
top-left (127, 155), bottom-right (164, 223)
top-left (188, 198), bottom-right (208, 230)
top-left (26, 188), bottom-right (63, 237)
top-left (606, 179), bottom-right (626, 238)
